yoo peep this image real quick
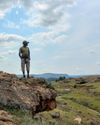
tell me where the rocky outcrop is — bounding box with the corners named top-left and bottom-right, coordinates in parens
top-left (0, 71), bottom-right (57, 115)
top-left (0, 110), bottom-right (13, 125)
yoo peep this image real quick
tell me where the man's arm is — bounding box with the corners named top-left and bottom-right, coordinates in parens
top-left (28, 48), bottom-right (30, 60)
top-left (19, 48), bottom-right (22, 58)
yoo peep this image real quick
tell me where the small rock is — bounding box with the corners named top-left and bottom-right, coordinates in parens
top-left (64, 88), bottom-right (71, 92)
top-left (63, 102), bottom-right (67, 105)
top-left (50, 112), bottom-right (60, 119)
top-left (34, 114), bottom-right (43, 125)
top-left (74, 84), bottom-right (77, 88)
top-left (74, 116), bottom-right (82, 124)
top-left (91, 120), bottom-right (100, 125)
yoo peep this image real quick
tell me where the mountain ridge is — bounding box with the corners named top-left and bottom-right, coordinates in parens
top-left (32, 73), bottom-right (69, 79)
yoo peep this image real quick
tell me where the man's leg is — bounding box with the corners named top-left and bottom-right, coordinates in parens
top-left (26, 59), bottom-right (30, 78)
top-left (21, 59), bottom-right (25, 78)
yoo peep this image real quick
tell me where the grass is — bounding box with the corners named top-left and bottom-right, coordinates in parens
top-left (0, 80), bottom-right (100, 125)
top-left (52, 81), bottom-right (100, 125)
top-left (0, 107), bottom-right (35, 125)
top-left (29, 80), bottom-right (100, 125)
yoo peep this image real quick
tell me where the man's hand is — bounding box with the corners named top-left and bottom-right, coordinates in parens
top-left (19, 54), bottom-right (22, 59)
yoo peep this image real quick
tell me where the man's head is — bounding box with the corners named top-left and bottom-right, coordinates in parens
top-left (23, 41), bottom-right (29, 47)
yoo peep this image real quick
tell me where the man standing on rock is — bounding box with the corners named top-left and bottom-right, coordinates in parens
top-left (19, 41), bottom-right (30, 78)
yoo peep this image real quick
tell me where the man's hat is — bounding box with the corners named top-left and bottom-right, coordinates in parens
top-left (23, 40), bottom-right (29, 45)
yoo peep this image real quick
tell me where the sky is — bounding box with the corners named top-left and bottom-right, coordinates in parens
top-left (0, 0), bottom-right (100, 75)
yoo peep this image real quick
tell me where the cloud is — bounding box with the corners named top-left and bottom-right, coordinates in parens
top-left (88, 49), bottom-right (96, 55)
top-left (28, 30), bottom-right (69, 46)
top-left (0, 33), bottom-right (24, 43)
top-left (0, 0), bottom-right (33, 19)
top-left (0, 0), bottom-right (77, 46)
top-left (0, 0), bottom-right (76, 27)
top-left (54, 34), bottom-right (68, 43)
top-left (0, 33), bottom-right (22, 60)
top-left (34, 0), bottom-right (75, 26)
top-left (28, 31), bottom-right (61, 46)
top-left (0, 55), bottom-right (5, 60)
top-left (0, 50), bottom-right (16, 61)
top-left (8, 50), bottom-right (16, 55)
top-left (26, 0), bottom-right (76, 28)
top-left (19, 0), bottom-right (34, 9)
top-left (22, 0), bottom-right (77, 46)
top-left (0, 50), bottom-right (16, 56)
top-left (96, 61), bottom-right (100, 66)
top-left (0, 0), bottom-right (15, 19)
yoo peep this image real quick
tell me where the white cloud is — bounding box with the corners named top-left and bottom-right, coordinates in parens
top-left (0, 0), bottom-right (14, 19)
top-left (0, 55), bottom-right (5, 60)
top-left (26, 0), bottom-right (75, 28)
top-left (8, 50), bottom-right (16, 55)
top-left (54, 34), bottom-right (68, 43)
top-left (0, 0), bottom-right (76, 27)
top-left (19, 0), bottom-right (34, 9)
top-left (0, 49), bottom-right (16, 61)
top-left (28, 31), bottom-right (61, 46)
top-left (34, 2), bottom-right (48, 11)
top-left (24, 0), bottom-right (76, 45)
top-left (37, 0), bottom-right (74, 26)
top-left (29, 30), bottom-right (69, 46)
top-left (0, 33), bottom-right (24, 61)
top-left (0, 33), bottom-right (24, 44)
top-left (0, 11), bottom-right (5, 19)
top-left (0, 0), bottom-right (76, 46)
top-left (0, 0), bottom-right (33, 19)
top-left (0, 50), bottom-right (16, 56)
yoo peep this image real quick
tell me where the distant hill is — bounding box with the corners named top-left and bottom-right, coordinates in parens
top-left (32, 73), bottom-right (69, 80)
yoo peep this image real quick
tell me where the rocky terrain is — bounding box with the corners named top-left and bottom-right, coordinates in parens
top-left (0, 71), bottom-right (57, 125)
top-left (0, 71), bottom-right (100, 125)
top-left (31, 76), bottom-right (100, 125)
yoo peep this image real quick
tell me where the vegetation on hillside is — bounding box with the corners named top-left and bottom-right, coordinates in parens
top-left (1, 77), bottom-right (100, 125)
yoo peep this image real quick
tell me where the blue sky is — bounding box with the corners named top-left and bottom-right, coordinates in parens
top-left (0, 0), bottom-right (100, 75)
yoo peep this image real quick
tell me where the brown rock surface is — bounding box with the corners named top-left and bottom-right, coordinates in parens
top-left (91, 120), bottom-right (100, 125)
top-left (0, 110), bottom-right (13, 125)
top-left (0, 71), bottom-right (57, 115)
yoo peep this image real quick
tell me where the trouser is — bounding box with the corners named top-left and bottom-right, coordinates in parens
top-left (21, 58), bottom-right (30, 74)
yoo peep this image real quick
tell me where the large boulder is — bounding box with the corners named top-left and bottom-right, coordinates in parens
top-left (0, 71), bottom-right (57, 115)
